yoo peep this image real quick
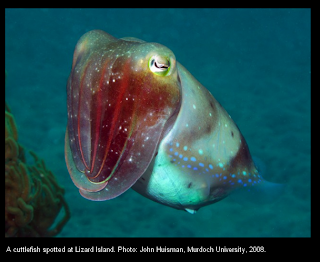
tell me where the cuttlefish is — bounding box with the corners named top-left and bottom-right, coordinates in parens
top-left (65, 30), bottom-right (282, 213)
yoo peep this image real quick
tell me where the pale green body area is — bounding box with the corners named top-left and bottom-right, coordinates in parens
top-left (132, 63), bottom-right (259, 213)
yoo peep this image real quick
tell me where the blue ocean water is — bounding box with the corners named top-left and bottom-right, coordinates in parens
top-left (5, 8), bottom-right (310, 237)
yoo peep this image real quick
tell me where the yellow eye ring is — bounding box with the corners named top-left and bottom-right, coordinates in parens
top-left (149, 55), bottom-right (171, 76)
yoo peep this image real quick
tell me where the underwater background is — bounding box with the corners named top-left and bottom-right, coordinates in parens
top-left (5, 8), bottom-right (310, 237)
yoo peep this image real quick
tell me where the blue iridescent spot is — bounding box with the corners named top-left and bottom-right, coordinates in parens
top-left (209, 164), bottom-right (213, 169)
top-left (215, 174), bottom-right (219, 177)
top-left (223, 176), bottom-right (227, 180)
top-left (183, 157), bottom-right (188, 161)
top-left (193, 167), bottom-right (198, 170)
top-left (231, 174), bottom-right (236, 178)
top-left (248, 179), bottom-right (252, 183)
top-left (179, 154), bottom-right (183, 158)
top-left (243, 184), bottom-right (247, 187)
top-left (187, 165), bottom-right (192, 168)
top-left (199, 163), bottom-right (204, 167)
top-left (174, 152), bottom-right (178, 156)
top-left (190, 157), bottom-right (196, 162)
top-left (238, 179), bottom-right (242, 183)
top-left (176, 142), bottom-right (180, 147)
top-left (169, 148), bottom-right (173, 152)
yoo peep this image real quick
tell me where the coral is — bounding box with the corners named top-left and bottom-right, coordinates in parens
top-left (5, 79), bottom-right (70, 237)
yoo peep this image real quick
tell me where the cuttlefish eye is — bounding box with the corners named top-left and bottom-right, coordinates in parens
top-left (149, 55), bottom-right (171, 76)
